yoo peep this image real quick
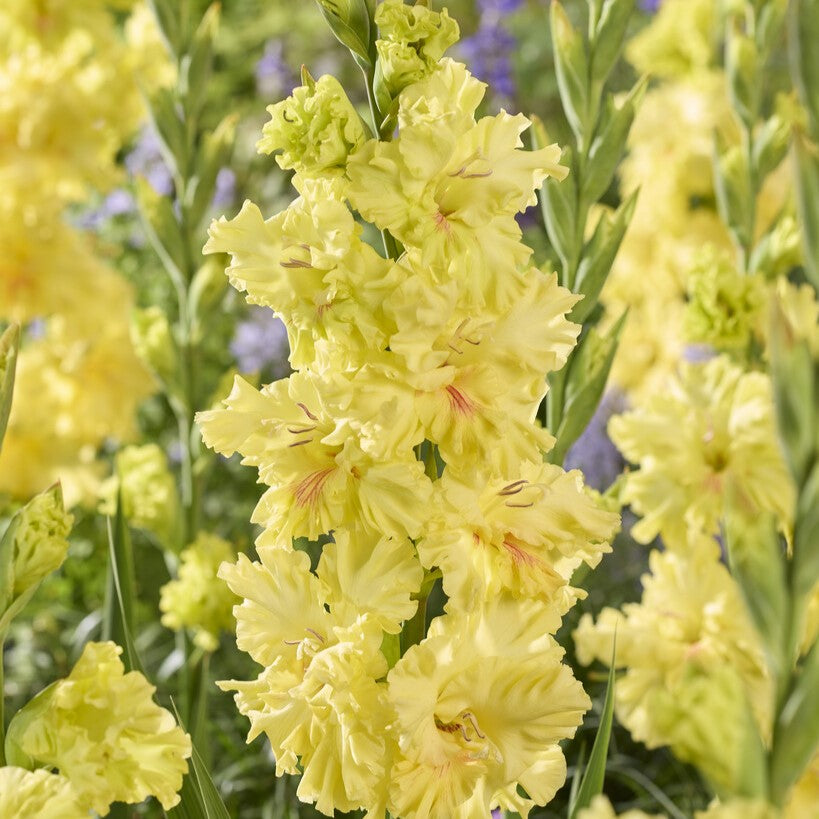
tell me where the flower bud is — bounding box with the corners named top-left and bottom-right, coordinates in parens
top-left (130, 306), bottom-right (176, 386)
top-left (257, 74), bottom-right (366, 178)
top-left (374, 0), bottom-right (459, 97)
top-left (0, 484), bottom-right (72, 622)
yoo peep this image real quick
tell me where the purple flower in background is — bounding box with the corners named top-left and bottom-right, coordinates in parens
top-left (460, 0), bottom-right (523, 108)
top-left (640, 0), bottom-right (662, 11)
top-left (256, 39), bottom-right (296, 100)
top-left (126, 127), bottom-right (174, 197)
top-left (564, 390), bottom-right (628, 492)
top-left (231, 306), bottom-right (290, 376)
top-left (212, 167), bottom-right (237, 210)
top-left (683, 343), bottom-right (716, 364)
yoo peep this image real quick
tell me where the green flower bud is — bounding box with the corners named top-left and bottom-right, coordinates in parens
top-left (100, 444), bottom-right (180, 549)
top-left (257, 74), bottom-right (367, 178)
top-left (684, 247), bottom-right (764, 350)
top-left (8, 485), bottom-right (72, 599)
top-left (130, 306), bottom-right (176, 386)
top-left (374, 0), bottom-right (459, 97)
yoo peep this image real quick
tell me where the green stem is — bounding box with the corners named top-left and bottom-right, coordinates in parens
top-left (400, 592), bottom-right (429, 654)
top-left (360, 64), bottom-right (400, 260)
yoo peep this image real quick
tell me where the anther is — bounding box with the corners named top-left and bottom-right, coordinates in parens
top-left (286, 425), bottom-right (316, 434)
top-left (288, 438), bottom-right (312, 447)
top-left (281, 259), bottom-right (312, 269)
top-left (498, 479), bottom-right (527, 496)
top-left (305, 627), bottom-right (325, 643)
top-left (297, 402), bottom-right (319, 421)
top-left (505, 501), bottom-right (535, 508)
top-left (463, 712), bottom-right (486, 739)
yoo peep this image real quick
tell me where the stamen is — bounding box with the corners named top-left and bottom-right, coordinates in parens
top-left (463, 712), bottom-right (486, 739)
top-left (283, 638), bottom-right (301, 645)
top-left (286, 425), bottom-right (316, 434)
top-left (288, 438), bottom-right (312, 447)
top-left (281, 259), bottom-right (312, 269)
top-left (498, 479), bottom-right (528, 496)
top-left (296, 402), bottom-right (319, 421)
top-left (458, 723), bottom-right (471, 742)
top-left (305, 627), bottom-right (325, 643)
top-left (505, 501), bottom-right (535, 508)
top-left (463, 169), bottom-right (493, 179)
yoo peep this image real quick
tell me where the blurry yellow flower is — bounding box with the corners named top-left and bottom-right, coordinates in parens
top-left (696, 798), bottom-right (779, 819)
top-left (258, 74), bottom-right (366, 179)
top-left (0, 766), bottom-right (85, 819)
top-left (6, 641), bottom-right (191, 814)
top-left (626, 0), bottom-right (719, 79)
top-left (609, 355), bottom-right (794, 545)
top-left (419, 461), bottom-right (619, 612)
top-left (768, 277), bottom-right (819, 358)
top-left (684, 247), bottom-right (765, 351)
top-left (574, 541), bottom-right (772, 791)
top-left (160, 532), bottom-right (238, 651)
top-left (388, 597), bottom-right (589, 818)
top-left (579, 795), bottom-right (665, 819)
top-left (100, 443), bottom-right (180, 547)
top-left (785, 752), bottom-right (819, 819)
top-left (374, 0), bottom-right (460, 96)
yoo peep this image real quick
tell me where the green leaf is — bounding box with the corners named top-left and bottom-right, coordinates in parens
top-left (103, 490), bottom-right (142, 675)
top-left (539, 152), bottom-right (577, 279)
top-left (146, 86), bottom-right (188, 180)
top-left (752, 114), bottom-right (790, 181)
top-left (187, 113), bottom-right (237, 231)
top-left (788, 0), bottom-right (819, 133)
top-left (726, 25), bottom-right (760, 130)
top-left (769, 639), bottom-right (819, 805)
top-left (793, 461), bottom-right (819, 609)
top-left (166, 702), bottom-right (231, 819)
top-left (136, 177), bottom-right (188, 292)
top-left (0, 323), bottom-right (20, 455)
top-left (147, 0), bottom-right (182, 58)
top-left (769, 304), bottom-right (817, 488)
top-left (713, 140), bottom-right (754, 254)
top-left (793, 133), bottom-right (819, 292)
top-left (581, 77), bottom-right (645, 209)
top-left (315, 0), bottom-right (373, 66)
top-left (723, 503), bottom-right (787, 685)
top-left (551, 0), bottom-right (589, 142)
top-left (590, 0), bottom-right (635, 88)
top-left (181, 3), bottom-right (220, 120)
top-left (569, 638), bottom-right (617, 818)
top-left (572, 190), bottom-right (637, 324)
top-left (551, 312), bottom-right (626, 465)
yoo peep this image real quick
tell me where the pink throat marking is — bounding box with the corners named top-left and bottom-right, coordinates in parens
top-left (293, 467), bottom-right (335, 508)
top-left (445, 384), bottom-right (477, 416)
top-left (502, 538), bottom-right (540, 568)
top-left (434, 210), bottom-right (453, 235)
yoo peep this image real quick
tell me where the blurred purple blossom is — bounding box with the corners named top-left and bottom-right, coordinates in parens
top-left (212, 167), bottom-right (237, 210)
top-left (640, 0), bottom-right (662, 11)
top-left (231, 306), bottom-right (290, 376)
top-left (460, 0), bottom-right (523, 107)
top-left (256, 39), bottom-right (295, 100)
top-left (564, 390), bottom-right (628, 491)
top-left (683, 343), bottom-right (716, 364)
top-left (126, 127), bottom-right (174, 197)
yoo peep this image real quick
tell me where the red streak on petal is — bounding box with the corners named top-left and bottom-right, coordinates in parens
top-left (502, 538), bottom-right (540, 568)
top-left (445, 384), bottom-right (476, 416)
top-left (434, 210), bottom-right (453, 236)
top-left (293, 467), bottom-right (335, 508)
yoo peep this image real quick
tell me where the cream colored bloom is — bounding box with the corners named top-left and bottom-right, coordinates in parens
top-left (0, 767), bottom-right (85, 819)
top-left (388, 597), bottom-right (589, 818)
top-left (609, 355), bottom-right (794, 545)
top-left (160, 532), bottom-right (238, 651)
top-left (6, 641), bottom-right (191, 814)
